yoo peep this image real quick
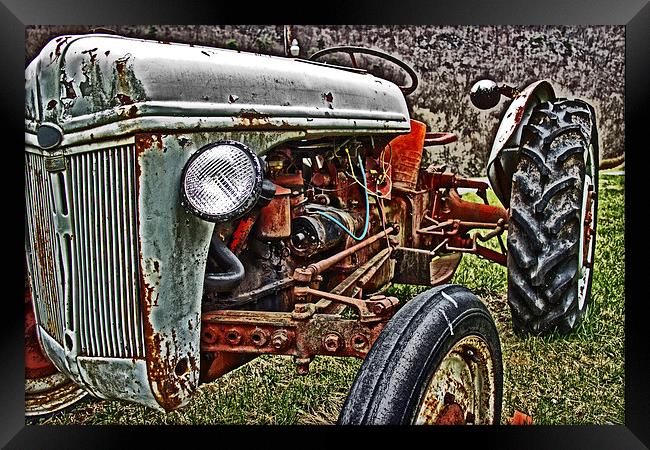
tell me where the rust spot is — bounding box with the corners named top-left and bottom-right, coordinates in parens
top-left (323, 92), bottom-right (334, 102)
top-left (116, 93), bottom-right (134, 105)
top-left (228, 213), bottom-right (259, 255)
top-left (82, 48), bottom-right (98, 64)
top-left (25, 288), bottom-right (57, 379)
top-left (237, 108), bottom-right (270, 121)
top-left (135, 149), bottom-right (191, 411)
top-left (46, 100), bottom-right (58, 110)
top-left (127, 105), bottom-right (139, 119)
top-left (115, 56), bottom-right (129, 75)
top-left (514, 103), bottom-right (526, 122)
top-left (136, 133), bottom-right (164, 152)
top-left (435, 403), bottom-right (466, 425)
top-left (54, 36), bottom-right (70, 58)
top-left (153, 260), bottom-right (160, 273)
top-left (61, 77), bottom-right (77, 100)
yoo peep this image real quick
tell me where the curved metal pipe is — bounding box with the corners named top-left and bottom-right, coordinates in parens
top-left (204, 234), bottom-right (245, 293)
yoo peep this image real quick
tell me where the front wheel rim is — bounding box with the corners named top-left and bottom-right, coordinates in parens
top-left (414, 335), bottom-right (497, 425)
top-left (578, 145), bottom-right (597, 311)
top-left (25, 372), bottom-right (88, 417)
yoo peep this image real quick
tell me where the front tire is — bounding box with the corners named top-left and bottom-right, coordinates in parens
top-left (339, 284), bottom-right (502, 425)
top-left (507, 99), bottom-right (598, 335)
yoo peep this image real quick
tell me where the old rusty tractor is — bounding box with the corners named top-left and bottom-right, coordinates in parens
top-left (25, 35), bottom-right (598, 423)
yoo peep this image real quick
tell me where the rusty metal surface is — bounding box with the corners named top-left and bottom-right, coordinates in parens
top-left (229, 213), bottom-right (259, 255)
top-left (414, 335), bottom-right (497, 425)
top-left (25, 286), bottom-right (58, 379)
top-left (256, 186), bottom-right (292, 240)
top-left (135, 131), bottom-right (309, 410)
top-left (25, 371), bottom-right (89, 417)
top-left (24, 154), bottom-right (65, 345)
top-left (393, 248), bottom-right (462, 286)
top-left (25, 34), bottom-right (410, 149)
top-left (201, 310), bottom-right (386, 364)
top-left (136, 132), bottom-right (213, 411)
top-left (293, 226), bottom-right (395, 282)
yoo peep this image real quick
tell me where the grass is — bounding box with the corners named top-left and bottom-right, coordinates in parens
top-left (30, 174), bottom-right (624, 425)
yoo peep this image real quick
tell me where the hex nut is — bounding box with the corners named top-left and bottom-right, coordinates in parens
top-left (251, 328), bottom-right (269, 347)
top-left (352, 334), bottom-right (369, 351)
top-left (271, 329), bottom-right (289, 350)
top-left (225, 329), bottom-right (242, 345)
top-left (322, 333), bottom-right (343, 353)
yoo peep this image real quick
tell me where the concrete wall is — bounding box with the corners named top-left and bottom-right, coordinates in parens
top-left (26, 25), bottom-right (624, 176)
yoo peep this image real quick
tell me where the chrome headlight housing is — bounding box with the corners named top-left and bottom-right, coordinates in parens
top-left (181, 140), bottom-right (263, 222)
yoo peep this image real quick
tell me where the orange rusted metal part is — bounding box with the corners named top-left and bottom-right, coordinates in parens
top-left (293, 286), bottom-right (398, 323)
top-left (389, 119), bottom-right (427, 190)
top-left (275, 172), bottom-right (304, 190)
top-left (508, 410), bottom-right (534, 425)
top-left (294, 226), bottom-right (396, 282)
top-left (441, 189), bottom-right (508, 227)
top-left (424, 132), bottom-right (458, 146)
top-left (229, 212), bottom-right (260, 255)
top-left (435, 403), bottom-right (466, 425)
top-left (257, 185), bottom-right (292, 240)
top-left (200, 309), bottom-right (387, 372)
top-left (25, 285), bottom-right (58, 379)
top-left (200, 351), bottom-right (257, 383)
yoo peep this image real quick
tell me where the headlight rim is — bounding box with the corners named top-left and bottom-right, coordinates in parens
top-left (180, 139), bottom-right (263, 223)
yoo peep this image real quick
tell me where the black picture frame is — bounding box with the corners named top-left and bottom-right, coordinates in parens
top-left (3, 0), bottom-right (647, 447)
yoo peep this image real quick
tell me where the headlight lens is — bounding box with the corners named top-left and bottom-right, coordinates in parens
top-left (181, 140), bottom-right (263, 222)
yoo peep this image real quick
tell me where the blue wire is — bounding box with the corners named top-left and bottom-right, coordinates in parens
top-left (315, 155), bottom-right (370, 241)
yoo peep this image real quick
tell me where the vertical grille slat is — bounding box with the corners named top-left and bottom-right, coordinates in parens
top-left (26, 145), bottom-right (145, 359)
top-left (125, 148), bottom-right (144, 357)
top-left (25, 154), bottom-right (65, 343)
top-left (90, 153), bottom-right (107, 356)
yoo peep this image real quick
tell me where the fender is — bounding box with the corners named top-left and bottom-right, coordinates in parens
top-left (486, 80), bottom-right (556, 208)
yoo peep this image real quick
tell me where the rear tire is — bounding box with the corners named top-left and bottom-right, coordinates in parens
top-left (507, 99), bottom-right (598, 335)
top-left (338, 284), bottom-right (502, 425)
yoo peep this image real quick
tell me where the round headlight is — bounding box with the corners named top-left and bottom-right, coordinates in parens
top-left (181, 140), bottom-right (263, 222)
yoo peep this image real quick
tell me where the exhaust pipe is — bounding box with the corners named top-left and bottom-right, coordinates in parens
top-left (204, 234), bottom-right (245, 293)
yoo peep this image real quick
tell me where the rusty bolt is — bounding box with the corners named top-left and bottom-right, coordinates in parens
top-left (293, 267), bottom-right (312, 283)
top-left (291, 303), bottom-right (315, 320)
top-left (323, 333), bottom-right (343, 353)
top-left (271, 329), bottom-right (289, 350)
top-left (371, 303), bottom-right (386, 315)
top-left (201, 329), bottom-right (218, 344)
top-left (250, 328), bottom-right (269, 347)
top-left (352, 334), bottom-right (369, 351)
top-left (225, 329), bottom-right (242, 345)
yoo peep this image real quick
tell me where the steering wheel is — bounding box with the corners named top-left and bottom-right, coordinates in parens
top-left (309, 46), bottom-right (419, 96)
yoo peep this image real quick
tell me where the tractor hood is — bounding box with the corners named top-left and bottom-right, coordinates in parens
top-left (25, 34), bottom-right (411, 149)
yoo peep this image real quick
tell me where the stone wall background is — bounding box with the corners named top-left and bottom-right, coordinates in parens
top-left (26, 25), bottom-right (624, 176)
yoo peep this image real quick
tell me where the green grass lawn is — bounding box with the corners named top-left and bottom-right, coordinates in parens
top-left (30, 174), bottom-right (624, 425)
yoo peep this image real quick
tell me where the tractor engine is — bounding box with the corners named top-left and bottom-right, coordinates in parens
top-left (203, 134), bottom-right (406, 312)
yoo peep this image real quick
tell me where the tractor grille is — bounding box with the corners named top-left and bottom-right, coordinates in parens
top-left (25, 146), bottom-right (146, 358)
